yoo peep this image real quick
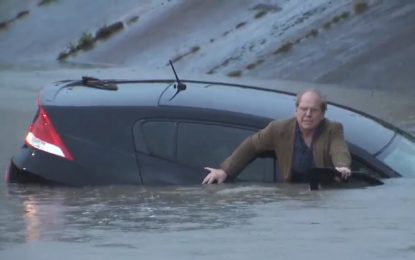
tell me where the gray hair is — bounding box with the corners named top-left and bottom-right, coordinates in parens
top-left (295, 88), bottom-right (327, 113)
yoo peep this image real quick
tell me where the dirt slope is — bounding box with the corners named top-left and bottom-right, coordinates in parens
top-left (0, 0), bottom-right (414, 92)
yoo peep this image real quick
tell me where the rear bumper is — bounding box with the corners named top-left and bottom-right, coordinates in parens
top-left (6, 159), bottom-right (58, 185)
top-left (7, 146), bottom-right (97, 186)
top-left (7, 145), bottom-right (142, 186)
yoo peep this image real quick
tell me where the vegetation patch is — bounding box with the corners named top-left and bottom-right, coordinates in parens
top-left (354, 2), bottom-right (369, 14)
top-left (57, 51), bottom-right (69, 61)
top-left (0, 21), bottom-right (10, 30)
top-left (273, 41), bottom-right (293, 55)
top-left (340, 11), bottom-right (350, 19)
top-left (16, 10), bottom-right (30, 19)
top-left (126, 16), bottom-right (139, 25)
top-left (245, 59), bottom-right (264, 70)
top-left (305, 29), bottom-right (318, 38)
top-left (170, 46), bottom-right (201, 63)
top-left (58, 21), bottom-right (128, 60)
top-left (254, 10), bottom-right (267, 19)
top-left (323, 21), bottom-right (332, 30)
top-left (227, 70), bottom-right (242, 78)
top-left (0, 10), bottom-right (30, 30)
top-left (235, 22), bottom-right (247, 29)
top-left (95, 22), bottom-right (124, 41)
top-left (77, 32), bottom-right (95, 50)
top-left (207, 57), bottom-right (239, 75)
top-left (323, 11), bottom-right (350, 30)
top-left (190, 46), bottom-right (200, 53)
top-left (38, 0), bottom-right (58, 6)
top-left (207, 69), bottom-right (215, 75)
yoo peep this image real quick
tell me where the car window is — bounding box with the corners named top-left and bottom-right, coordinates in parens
top-left (177, 122), bottom-right (275, 182)
top-left (140, 121), bottom-right (176, 161)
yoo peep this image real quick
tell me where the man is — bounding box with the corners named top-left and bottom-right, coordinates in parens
top-left (202, 89), bottom-right (351, 184)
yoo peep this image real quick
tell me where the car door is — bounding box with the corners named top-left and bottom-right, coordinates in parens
top-left (133, 120), bottom-right (276, 185)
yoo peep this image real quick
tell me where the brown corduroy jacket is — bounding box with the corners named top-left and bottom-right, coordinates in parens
top-left (220, 118), bottom-right (351, 182)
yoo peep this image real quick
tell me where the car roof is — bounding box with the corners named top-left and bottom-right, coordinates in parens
top-left (42, 80), bottom-right (170, 107)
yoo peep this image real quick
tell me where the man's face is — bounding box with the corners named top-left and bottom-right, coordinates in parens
top-left (295, 91), bottom-right (325, 132)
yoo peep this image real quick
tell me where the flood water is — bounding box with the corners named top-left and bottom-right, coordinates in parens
top-left (1, 180), bottom-right (415, 260)
top-left (0, 68), bottom-right (415, 260)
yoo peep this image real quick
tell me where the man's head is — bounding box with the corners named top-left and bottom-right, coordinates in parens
top-left (295, 89), bottom-right (327, 132)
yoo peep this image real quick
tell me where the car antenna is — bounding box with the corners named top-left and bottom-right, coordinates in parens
top-left (168, 60), bottom-right (186, 101)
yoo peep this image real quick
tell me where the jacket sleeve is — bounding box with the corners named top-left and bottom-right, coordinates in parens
top-left (220, 121), bottom-right (276, 177)
top-left (329, 123), bottom-right (351, 168)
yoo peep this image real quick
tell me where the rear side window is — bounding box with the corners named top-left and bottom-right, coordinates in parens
top-left (141, 121), bottom-right (176, 161)
top-left (137, 120), bottom-right (276, 182)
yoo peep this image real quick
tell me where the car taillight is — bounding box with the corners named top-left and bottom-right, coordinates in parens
top-left (25, 107), bottom-right (73, 160)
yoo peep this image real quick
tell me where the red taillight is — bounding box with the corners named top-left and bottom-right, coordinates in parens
top-left (25, 107), bottom-right (73, 160)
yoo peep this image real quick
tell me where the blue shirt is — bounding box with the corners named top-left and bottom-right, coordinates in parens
top-left (291, 121), bottom-right (324, 182)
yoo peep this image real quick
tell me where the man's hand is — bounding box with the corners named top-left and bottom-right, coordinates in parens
top-left (335, 167), bottom-right (351, 180)
top-left (202, 167), bottom-right (227, 184)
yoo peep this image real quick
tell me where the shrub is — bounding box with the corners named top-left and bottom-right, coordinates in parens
top-left (95, 22), bottom-right (124, 40)
top-left (354, 2), bottom-right (369, 14)
top-left (57, 51), bottom-right (68, 61)
top-left (77, 32), bottom-right (94, 50)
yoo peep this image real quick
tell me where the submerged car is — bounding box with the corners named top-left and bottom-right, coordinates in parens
top-left (5, 75), bottom-right (415, 187)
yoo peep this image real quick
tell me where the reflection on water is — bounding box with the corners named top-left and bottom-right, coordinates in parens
top-left (0, 183), bottom-right (310, 246)
top-left (1, 180), bottom-right (415, 260)
top-left (23, 197), bottom-right (40, 241)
